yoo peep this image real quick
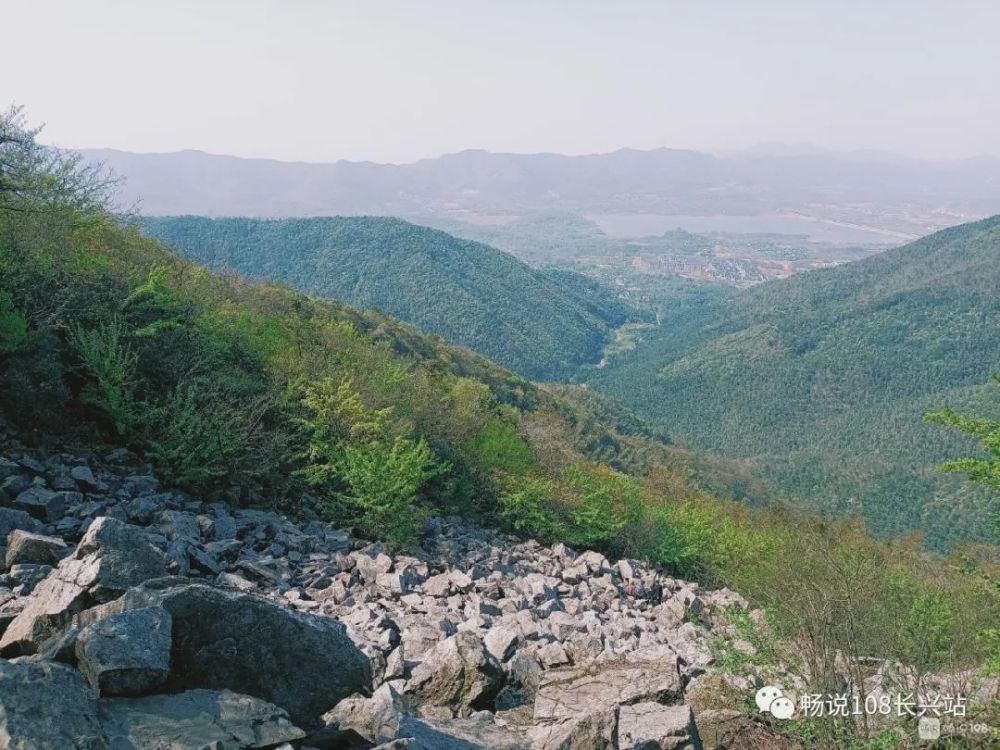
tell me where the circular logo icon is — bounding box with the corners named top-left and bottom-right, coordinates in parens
top-left (770, 696), bottom-right (795, 720)
top-left (755, 685), bottom-right (794, 719)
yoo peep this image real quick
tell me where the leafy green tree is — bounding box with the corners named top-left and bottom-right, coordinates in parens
top-left (340, 436), bottom-right (445, 546)
top-left (560, 463), bottom-right (635, 551)
top-left (298, 377), bottom-right (447, 544)
top-left (499, 479), bottom-right (567, 541)
top-left (926, 374), bottom-right (1000, 495)
top-left (901, 593), bottom-right (957, 672)
top-left (1, 105), bottom-right (116, 214)
top-left (298, 377), bottom-right (392, 488)
top-left (927, 376), bottom-right (1000, 680)
top-left (464, 417), bottom-right (535, 476)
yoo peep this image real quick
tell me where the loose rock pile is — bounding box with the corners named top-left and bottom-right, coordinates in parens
top-left (0, 446), bottom-right (751, 749)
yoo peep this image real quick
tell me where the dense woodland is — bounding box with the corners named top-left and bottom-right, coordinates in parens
top-left (588, 219), bottom-right (1000, 550)
top-left (2, 108), bottom-right (1000, 747)
top-left (140, 215), bottom-right (648, 381)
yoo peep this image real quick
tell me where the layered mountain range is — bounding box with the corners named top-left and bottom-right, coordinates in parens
top-left (87, 147), bottom-right (999, 238)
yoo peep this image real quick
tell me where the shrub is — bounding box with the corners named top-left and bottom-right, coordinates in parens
top-left (147, 381), bottom-right (285, 495)
top-left (497, 463), bottom-right (649, 556)
top-left (499, 478), bottom-right (567, 541)
top-left (298, 377), bottom-right (392, 486)
top-left (464, 416), bottom-right (535, 477)
top-left (340, 436), bottom-right (445, 545)
top-left (0, 327), bottom-right (71, 433)
top-left (72, 317), bottom-right (139, 438)
top-left (298, 376), bottom-right (447, 545)
top-left (0, 290), bottom-right (27, 354)
top-left (901, 593), bottom-right (957, 671)
top-left (559, 463), bottom-right (639, 553)
top-left (646, 505), bottom-right (709, 578)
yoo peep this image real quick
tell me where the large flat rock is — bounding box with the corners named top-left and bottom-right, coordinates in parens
top-left (404, 631), bottom-right (505, 717)
top-left (533, 656), bottom-right (683, 722)
top-left (617, 703), bottom-right (702, 750)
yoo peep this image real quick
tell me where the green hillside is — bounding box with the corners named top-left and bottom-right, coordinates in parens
top-left (587, 216), bottom-right (1000, 549)
top-left (140, 216), bottom-right (647, 380)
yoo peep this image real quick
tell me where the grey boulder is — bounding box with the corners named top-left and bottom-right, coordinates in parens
top-left (98, 688), bottom-right (305, 750)
top-left (5, 529), bottom-right (68, 568)
top-left (323, 682), bottom-right (407, 745)
top-left (396, 714), bottom-right (530, 750)
top-left (76, 607), bottom-right (172, 696)
top-left (70, 465), bottom-right (100, 491)
top-left (526, 707), bottom-right (617, 750)
top-left (0, 507), bottom-right (42, 542)
top-left (404, 631), bottom-right (505, 717)
top-left (119, 580), bottom-right (372, 727)
top-left (12, 485), bottom-right (65, 522)
top-left (0, 517), bottom-right (166, 655)
top-left (533, 656), bottom-right (683, 722)
top-left (72, 517), bottom-right (170, 601)
top-left (323, 684), bottom-right (529, 750)
top-left (0, 659), bottom-right (106, 749)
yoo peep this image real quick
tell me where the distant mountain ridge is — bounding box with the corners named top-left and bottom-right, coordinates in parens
top-left (586, 215), bottom-right (1000, 549)
top-left (86, 147), bottom-right (1000, 228)
top-left (140, 215), bottom-right (645, 380)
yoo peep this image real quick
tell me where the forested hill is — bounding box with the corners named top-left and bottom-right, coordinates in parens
top-left (586, 215), bottom-right (1000, 549)
top-left (140, 216), bottom-right (644, 380)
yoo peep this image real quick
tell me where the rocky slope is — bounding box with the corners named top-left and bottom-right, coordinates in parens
top-left (0, 437), bottom-right (762, 750)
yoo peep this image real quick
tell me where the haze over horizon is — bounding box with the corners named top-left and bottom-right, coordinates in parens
top-left (6, 0), bottom-right (1000, 163)
top-left (81, 141), bottom-right (1000, 167)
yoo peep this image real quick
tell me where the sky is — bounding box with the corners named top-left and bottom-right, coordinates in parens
top-left (5, 0), bottom-right (999, 163)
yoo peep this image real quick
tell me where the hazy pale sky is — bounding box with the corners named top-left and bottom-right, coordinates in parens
top-left (6, 0), bottom-right (999, 163)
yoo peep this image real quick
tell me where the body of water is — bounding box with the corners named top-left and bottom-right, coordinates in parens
top-left (588, 213), bottom-right (906, 244)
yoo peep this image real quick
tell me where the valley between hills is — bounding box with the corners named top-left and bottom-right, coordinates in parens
top-left (1, 107), bottom-right (999, 749)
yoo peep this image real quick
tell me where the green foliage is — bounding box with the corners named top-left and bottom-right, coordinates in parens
top-left (498, 479), bottom-right (567, 540)
top-left (125, 264), bottom-right (188, 337)
top-left (646, 505), bottom-right (710, 577)
top-left (588, 217), bottom-right (1000, 548)
top-left (140, 215), bottom-right (646, 380)
top-left (0, 327), bottom-right (70, 432)
top-left (298, 377), bottom-right (393, 488)
top-left (559, 463), bottom-right (636, 550)
top-left (464, 418), bottom-right (535, 477)
top-left (977, 628), bottom-right (1000, 678)
top-left (928, 380), bottom-right (1000, 682)
top-left (72, 318), bottom-right (139, 437)
top-left (711, 605), bottom-right (778, 674)
top-left (926, 375), bottom-right (1000, 495)
top-left (340, 436), bottom-right (444, 546)
top-left (147, 383), bottom-right (285, 494)
top-left (297, 377), bottom-right (447, 545)
top-left (1, 104), bottom-right (116, 214)
top-left (499, 463), bottom-right (692, 562)
top-left (901, 593), bottom-right (957, 670)
top-left (0, 291), bottom-right (27, 354)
